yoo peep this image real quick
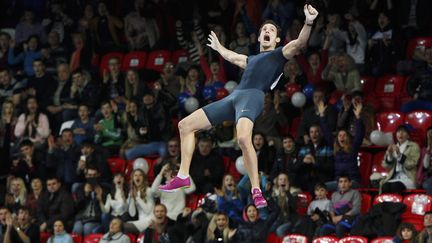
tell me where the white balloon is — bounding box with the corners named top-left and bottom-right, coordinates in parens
top-left (184, 97), bottom-right (199, 113)
top-left (133, 158), bottom-right (149, 174)
top-left (235, 156), bottom-right (247, 175)
top-left (291, 92), bottom-right (307, 108)
top-left (370, 130), bottom-right (385, 146)
top-left (224, 81), bottom-right (238, 93)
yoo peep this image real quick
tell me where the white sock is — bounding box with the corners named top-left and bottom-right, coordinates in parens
top-left (251, 187), bottom-right (261, 193)
top-left (177, 173), bottom-right (189, 179)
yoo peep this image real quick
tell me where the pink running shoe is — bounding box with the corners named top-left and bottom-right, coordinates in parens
top-left (159, 176), bottom-right (191, 192)
top-left (252, 188), bottom-right (268, 208)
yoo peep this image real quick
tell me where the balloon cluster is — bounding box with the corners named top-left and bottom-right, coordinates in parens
top-left (285, 83), bottom-right (315, 108)
top-left (370, 130), bottom-right (394, 146)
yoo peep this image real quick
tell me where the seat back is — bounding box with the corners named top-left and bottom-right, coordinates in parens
top-left (122, 51), bottom-right (147, 70)
top-left (137, 233), bottom-right (145, 243)
top-left (107, 157), bottom-right (126, 174)
top-left (361, 193), bottom-right (372, 214)
top-left (406, 37), bottom-right (432, 58)
top-left (145, 50), bottom-right (172, 72)
top-left (297, 192), bottom-right (312, 216)
top-left (282, 234), bottom-right (308, 243)
top-left (371, 152), bottom-right (388, 178)
top-left (402, 194), bottom-right (432, 219)
top-left (404, 111), bottom-right (432, 147)
top-left (312, 236), bottom-right (339, 243)
top-left (338, 236), bottom-right (368, 243)
top-left (172, 49), bottom-right (189, 64)
top-left (376, 112), bottom-right (405, 133)
top-left (375, 75), bottom-right (405, 97)
top-left (370, 237), bottom-right (393, 243)
top-left (358, 152), bottom-right (373, 187)
top-left (373, 193), bottom-right (403, 205)
top-left (83, 233), bottom-right (103, 243)
top-left (71, 234), bottom-right (83, 243)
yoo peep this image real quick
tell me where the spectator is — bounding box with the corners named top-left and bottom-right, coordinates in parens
top-left (0, 100), bottom-right (15, 180)
top-left (0, 32), bottom-right (11, 69)
top-left (47, 220), bottom-right (73, 243)
top-left (417, 211), bottom-right (432, 242)
top-left (99, 173), bottom-right (128, 232)
top-left (77, 4), bottom-right (96, 36)
top-left (323, 13), bottom-right (346, 55)
top-left (8, 35), bottom-right (42, 77)
top-left (319, 100), bottom-right (364, 191)
top-left (421, 127), bottom-right (432, 194)
top-left (100, 217), bottom-right (130, 243)
top-left (0, 68), bottom-right (24, 105)
top-left (69, 32), bottom-right (93, 71)
top-left (170, 207), bottom-right (209, 243)
top-left (37, 177), bottom-right (75, 232)
top-left (276, 59), bottom-right (307, 90)
top-left (124, 92), bottom-right (169, 160)
top-left (90, 2), bottom-right (123, 54)
top-left (45, 31), bottom-right (68, 66)
top-left (340, 14), bottom-right (367, 71)
top-left (262, 0), bottom-right (295, 35)
top-left (14, 96), bottom-right (50, 147)
top-left (152, 80), bottom-right (177, 119)
top-left (179, 66), bottom-right (202, 97)
top-left (155, 62), bottom-right (181, 98)
top-left (151, 163), bottom-right (196, 221)
top-left (75, 141), bottom-right (111, 184)
top-left (143, 204), bottom-right (175, 242)
top-left (25, 177), bottom-right (43, 220)
top-left (14, 10), bottom-right (46, 45)
top-left (318, 175), bottom-right (361, 238)
top-left (43, 2), bottom-right (73, 44)
top-left (0, 207), bottom-right (11, 238)
top-left (94, 101), bottom-right (123, 156)
top-left (214, 174), bottom-right (244, 223)
top-left (70, 69), bottom-right (101, 112)
top-left (3, 206), bottom-right (40, 243)
top-left (393, 222), bottom-right (417, 243)
top-left (321, 53), bottom-right (362, 93)
top-left (296, 49), bottom-right (328, 87)
top-left (10, 139), bottom-right (45, 183)
top-left (206, 212), bottom-right (237, 243)
top-left (124, 0), bottom-right (159, 51)
top-left (270, 135), bottom-right (298, 184)
top-left (199, 45), bottom-right (227, 86)
top-left (380, 125), bottom-right (420, 193)
top-left (124, 169), bottom-right (154, 234)
top-left (190, 135), bottom-right (225, 194)
top-left (297, 89), bottom-right (337, 144)
top-left (124, 69), bottom-right (147, 100)
top-left (26, 59), bottom-right (56, 109)
top-left (101, 57), bottom-right (125, 104)
top-left (4, 177), bottom-right (27, 215)
top-left (176, 19), bottom-right (207, 64)
top-left (46, 129), bottom-right (80, 188)
top-left (153, 137), bottom-right (180, 176)
top-left (71, 104), bottom-right (95, 145)
top-left (229, 22), bottom-right (251, 56)
top-left (252, 132), bottom-right (276, 176)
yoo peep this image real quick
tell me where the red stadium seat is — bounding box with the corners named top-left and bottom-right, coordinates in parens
top-left (375, 75), bottom-right (405, 111)
top-left (297, 192), bottom-right (312, 216)
top-left (373, 193), bottom-right (403, 205)
top-left (360, 76), bottom-right (376, 94)
top-left (358, 152), bottom-right (373, 187)
top-left (83, 233), bottom-right (103, 243)
top-left (223, 156), bottom-right (241, 181)
top-left (127, 233), bottom-right (137, 242)
top-left (406, 37), bottom-right (432, 58)
top-left (290, 117), bottom-right (301, 138)
top-left (145, 50), bottom-right (172, 73)
top-left (137, 233), bottom-right (145, 243)
top-left (40, 232), bottom-right (52, 243)
top-left (107, 157), bottom-right (127, 174)
top-left (370, 237), bottom-right (393, 243)
top-left (338, 236), bottom-right (368, 243)
top-left (71, 234), bottom-right (83, 243)
top-left (282, 234), bottom-right (308, 243)
top-left (172, 49), bottom-right (189, 64)
top-left (371, 152), bottom-right (388, 178)
top-left (376, 112), bottom-right (405, 133)
top-left (267, 232), bottom-right (281, 243)
top-left (401, 193), bottom-right (432, 231)
top-left (404, 111), bottom-right (432, 147)
top-left (361, 193), bottom-right (372, 214)
top-left (312, 236), bottom-right (339, 243)
top-left (122, 51), bottom-right (147, 71)
top-left (99, 52), bottom-right (124, 75)
top-left (186, 194), bottom-right (201, 210)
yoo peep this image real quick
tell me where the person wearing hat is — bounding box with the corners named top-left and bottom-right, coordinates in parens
top-left (380, 125), bottom-right (420, 193)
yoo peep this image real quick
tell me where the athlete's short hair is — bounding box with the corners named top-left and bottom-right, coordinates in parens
top-left (259, 20), bottom-right (282, 38)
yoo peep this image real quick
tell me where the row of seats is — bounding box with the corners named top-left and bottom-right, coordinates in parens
top-left (271, 234), bottom-right (382, 243)
top-left (40, 232), bottom-right (143, 243)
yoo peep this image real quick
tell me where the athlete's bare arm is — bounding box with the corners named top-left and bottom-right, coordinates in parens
top-left (207, 31), bottom-right (248, 69)
top-left (282, 4), bottom-right (319, 59)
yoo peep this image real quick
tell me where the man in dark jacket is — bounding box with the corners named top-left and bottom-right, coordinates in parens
top-left (144, 204), bottom-right (175, 243)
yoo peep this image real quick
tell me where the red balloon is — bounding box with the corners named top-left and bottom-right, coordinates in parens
top-left (285, 83), bottom-right (301, 98)
top-left (216, 88), bottom-right (229, 100)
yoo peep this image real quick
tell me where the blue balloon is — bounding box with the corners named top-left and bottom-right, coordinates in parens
top-left (213, 81), bottom-right (224, 90)
top-left (202, 86), bottom-right (216, 101)
top-left (177, 92), bottom-right (190, 109)
top-left (302, 84), bottom-right (315, 100)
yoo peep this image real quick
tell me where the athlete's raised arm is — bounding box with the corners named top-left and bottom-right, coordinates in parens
top-left (282, 4), bottom-right (319, 59)
top-left (207, 31), bottom-right (248, 69)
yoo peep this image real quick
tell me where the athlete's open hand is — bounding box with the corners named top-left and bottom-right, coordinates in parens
top-left (207, 31), bottom-right (222, 53)
top-left (304, 4), bottom-right (319, 22)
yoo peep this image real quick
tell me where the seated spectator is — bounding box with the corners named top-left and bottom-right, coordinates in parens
top-left (46, 129), bottom-right (80, 189)
top-left (271, 173), bottom-right (298, 237)
top-left (417, 211), bottom-right (432, 242)
top-left (4, 177), bottom-right (27, 215)
top-left (45, 31), bottom-right (68, 66)
top-left (75, 141), bottom-right (111, 184)
top-left (270, 135), bottom-right (299, 186)
top-left (421, 127), bottom-right (432, 194)
top-left (321, 52), bottom-right (362, 93)
top-left (253, 132), bottom-right (276, 176)
top-left (69, 32), bottom-right (93, 71)
top-left (143, 204), bottom-right (175, 242)
top-left (90, 2), bottom-right (123, 54)
top-left (37, 177), bottom-right (75, 232)
top-left (14, 96), bottom-right (50, 147)
top-left (206, 212), bottom-right (237, 243)
top-left (47, 219), bottom-right (74, 243)
top-left (190, 135), bottom-right (225, 194)
top-left (179, 66), bottom-right (202, 97)
top-left (170, 207), bottom-right (209, 243)
top-left (0, 32), bottom-right (11, 69)
top-left (100, 217), bottom-right (130, 243)
top-left (26, 178), bottom-right (43, 220)
top-left (319, 100), bottom-right (364, 191)
top-left (380, 125), bottom-right (420, 193)
top-left (297, 89), bottom-right (337, 144)
top-left (8, 35), bottom-right (42, 77)
top-left (154, 62), bottom-right (181, 99)
top-left (214, 174), bottom-right (244, 223)
top-left (10, 139), bottom-right (45, 183)
top-left (3, 206), bottom-right (40, 243)
top-left (94, 101), bottom-right (123, 156)
top-left (124, 92), bottom-right (169, 160)
top-left (392, 222), bottom-right (417, 243)
top-left (0, 68), bottom-right (24, 106)
top-left (124, 169), bottom-right (154, 234)
top-left (151, 163), bottom-right (196, 221)
top-left (120, 100), bottom-right (140, 153)
top-left (124, 69), bottom-right (147, 101)
top-left (26, 59), bottom-right (56, 108)
top-left (70, 69), bottom-right (100, 112)
top-left (71, 104), bottom-right (95, 145)
top-left (14, 10), bottom-right (46, 45)
top-left (101, 57), bottom-right (125, 104)
top-left (402, 47), bottom-right (432, 113)
top-left (0, 207), bottom-right (11, 237)
top-left (318, 175), bottom-right (361, 238)
top-left (0, 100), bottom-right (15, 180)
top-left (153, 137), bottom-right (180, 176)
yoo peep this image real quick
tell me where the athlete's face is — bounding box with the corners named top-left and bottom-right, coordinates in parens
top-left (258, 23), bottom-right (280, 50)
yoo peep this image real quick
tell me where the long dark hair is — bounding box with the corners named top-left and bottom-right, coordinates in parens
top-left (24, 96), bottom-right (40, 138)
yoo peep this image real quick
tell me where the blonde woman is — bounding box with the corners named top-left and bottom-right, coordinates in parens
top-left (206, 212), bottom-right (236, 243)
top-left (124, 169), bottom-right (154, 234)
top-left (214, 174), bottom-right (244, 223)
top-left (5, 177), bottom-right (27, 215)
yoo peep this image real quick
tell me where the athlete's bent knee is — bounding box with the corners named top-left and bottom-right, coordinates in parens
top-left (178, 118), bottom-right (193, 135)
top-left (237, 134), bottom-right (251, 150)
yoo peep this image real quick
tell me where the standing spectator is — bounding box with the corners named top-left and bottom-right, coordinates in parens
top-left (71, 104), bottom-right (95, 145)
top-left (206, 212), bottom-right (237, 243)
top-left (94, 101), bottom-right (123, 156)
top-left (69, 32), bottom-right (93, 71)
top-left (3, 206), bottom-right (40, 243)
top-left (124, 0), bottom-right (160, 51)
top-left (14, 10), bottom-right (46, 45)
top-left (37, 177), bottom-right (75, 232)
top-left (340, 15), bottom-right (367, 71)
top-left (47, 220), bottom-right (73, 243)
top-left (100, 218), bottom-right (130, 243)
top-left (43, 2), bottom-right (73, 43)
top-left (90, 2), bottom-right (123, 54)
top-left (296, 50), bottom-right (328, 87)
top-left (143, 204), bottom-right (175, 242)
top-left (8, 35), bottom-right (42, 77)
top-left (45, 31), bottom-right (68, 66)
top-left (176, 19), bottom-right (207, 64)
top-left (229, 22), bottom-right (251, 56)
top-left (151, 164), bottom-right (196, 221)
top-left (215, 174), bottom-right (244, 223)
top-left (101, 57), bottom-right (125, 104)
top-left (26, 59), bottom-right (56, 109)
top-left (155, 62), bottom-right (181, 98)
top-left (380, 125), bottom-right (420, 193)
top-left (199, 45), bottom-right (227, 86)
top-left (14, 96), bottom-right (50, 147)
top-left (261, 0), bottom-right (296, 34)
top-left (321, 53), bottom-right (362, 93)
top-left (318, 175), bottom-right (361, 238)
top-left (0, 100), bottom-right (15, 181)
top-left (416, 211), bottom-right (432, 243)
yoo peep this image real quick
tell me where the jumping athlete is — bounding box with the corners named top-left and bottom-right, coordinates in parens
top-left (160, 4), bottom-right (319, 208)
